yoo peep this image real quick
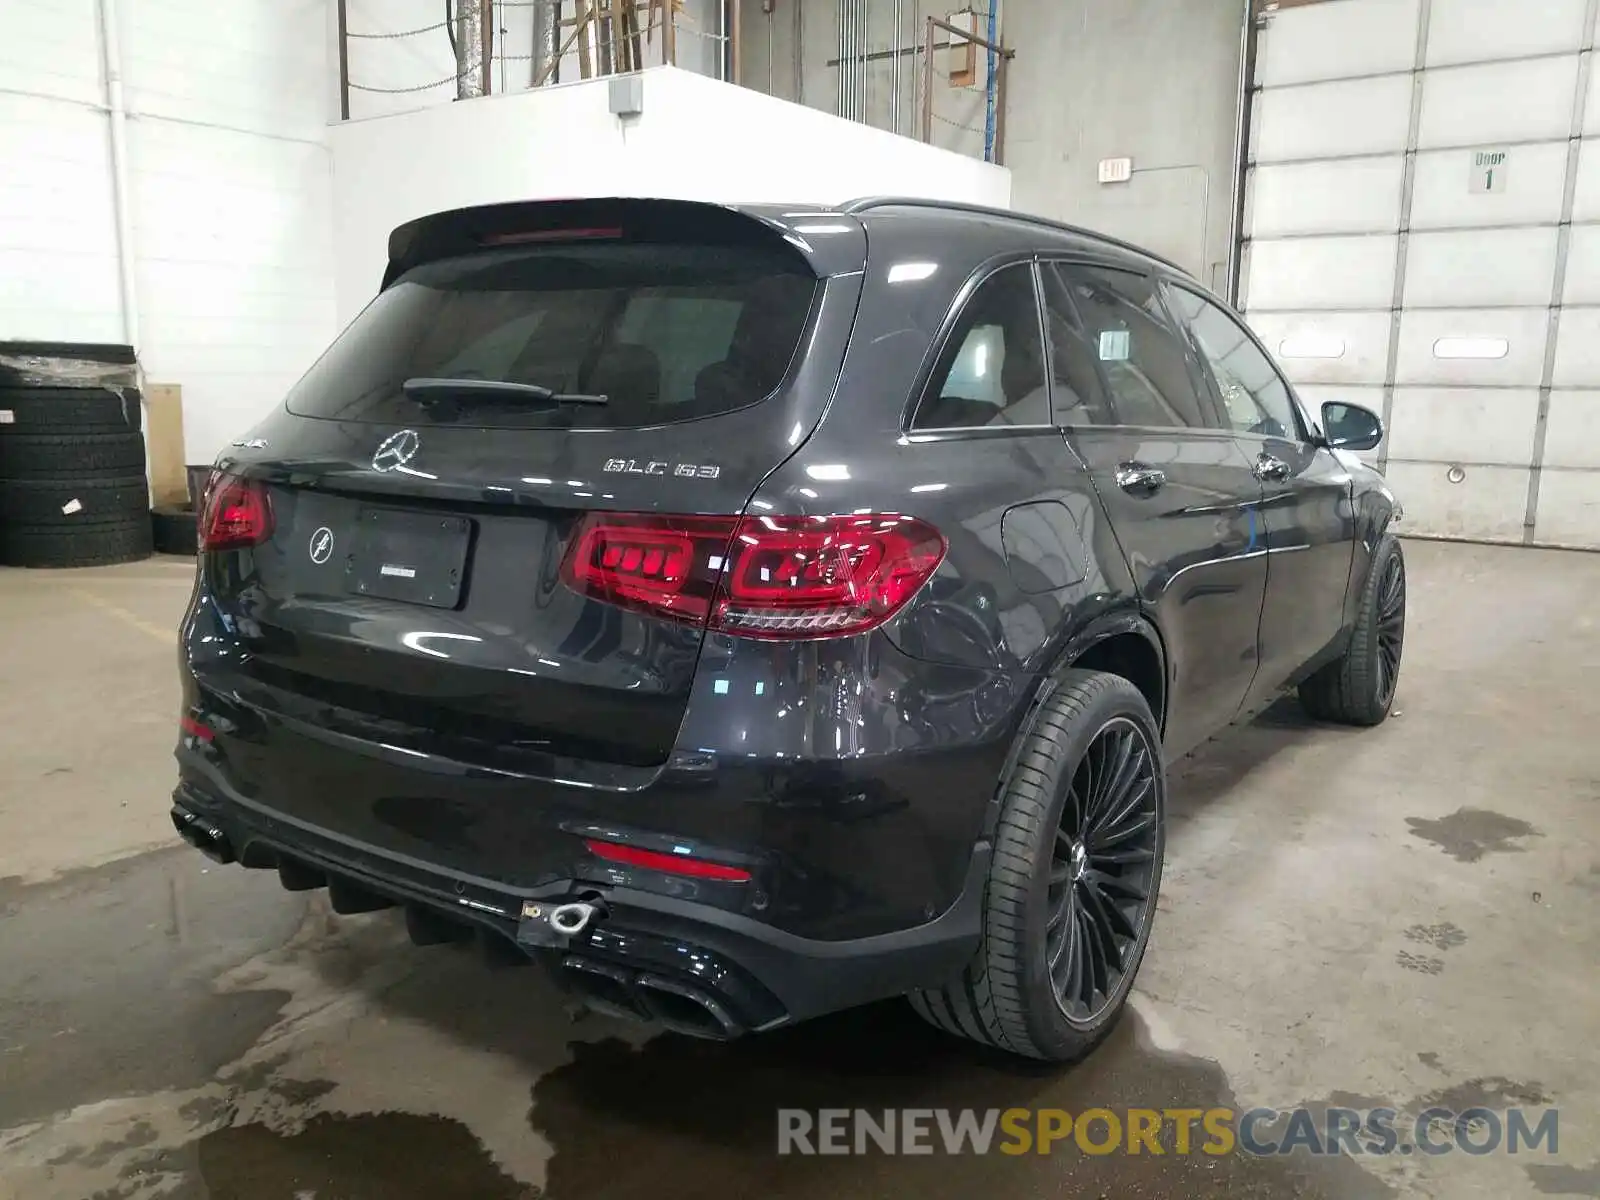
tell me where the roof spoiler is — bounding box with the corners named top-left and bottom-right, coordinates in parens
top-left (382, 197), bottom-right (867, 289)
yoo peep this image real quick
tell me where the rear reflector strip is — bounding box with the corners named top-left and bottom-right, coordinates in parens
top-left (179, 715), bottom-right (214, 742)
top-left (584, 838), bottom-right (752, 883)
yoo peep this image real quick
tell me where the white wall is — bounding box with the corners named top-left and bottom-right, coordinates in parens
top-left (329, 65), bottom-right (1011, 319)
top-left (740, 0), bottom-right (1248, 289)
top-left (0, 0), bottom-right (339, 462)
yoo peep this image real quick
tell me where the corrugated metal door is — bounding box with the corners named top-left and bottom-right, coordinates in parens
top-left (1240, 0), bottom-right (1600, 547)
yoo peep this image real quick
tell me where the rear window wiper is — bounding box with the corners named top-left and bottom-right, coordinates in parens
top-left (401, 377), bottom-right (610, 406)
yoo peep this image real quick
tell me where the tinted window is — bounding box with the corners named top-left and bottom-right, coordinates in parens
top-left (1039, 266), bottom-right (1116, 426)
top-left (1049, 264), bottom-right (1216, 429)
top-left (284, 242), bottom-right (817, 428)
top-left (912, 264), bottom-right (1050, 430)
top-left (1166, 285), bottom-right (1304, 440)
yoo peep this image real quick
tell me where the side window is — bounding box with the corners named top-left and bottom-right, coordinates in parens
top-left (1166, 285), bottom-right (1304, 441)
top-left (912, 263), bottom-right (1050, 430)
top-left (1050, 264), bottom-right (1217, 430)
top-left (1038, 266), bottom-right (1116, 426)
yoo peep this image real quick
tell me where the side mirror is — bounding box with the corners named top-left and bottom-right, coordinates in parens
top-left (1321, 401), bottom-right (1383, 452)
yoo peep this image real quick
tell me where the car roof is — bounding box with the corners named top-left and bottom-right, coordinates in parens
top-left (836, 196), bottom-right (1194, 280)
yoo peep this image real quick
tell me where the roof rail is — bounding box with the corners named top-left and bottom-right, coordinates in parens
top-left (840, 196), bottom-right (1193, 279)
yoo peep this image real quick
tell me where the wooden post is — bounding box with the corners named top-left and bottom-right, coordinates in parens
top-left (336, 0), bottom-right (350, 119)
top-left (144, 384), bottom-right (188, 508)
top-left (535, 4), bottom-right (597, 85)
top-left (921, 16), bottom-right (934, 142)
top-left (575, 0), bottom-right (594, 77)
top-left (730, 0), bottom-right (741, 84)
top-left (482, 0), bottom-right (494, 93)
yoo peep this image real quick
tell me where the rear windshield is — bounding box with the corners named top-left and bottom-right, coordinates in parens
top-left (285, 241), bottom-right (819, 428)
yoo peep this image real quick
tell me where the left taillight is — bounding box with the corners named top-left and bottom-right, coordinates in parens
top-left (559, 511), bottom-right (946, 640)
top-left (199, 471), bottom-right (274, 551)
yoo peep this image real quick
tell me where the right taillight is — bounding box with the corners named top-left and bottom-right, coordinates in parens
top-left (199, 471), bottom-right (274, 551)
top-left (559, 512), bottom-right (946, 640)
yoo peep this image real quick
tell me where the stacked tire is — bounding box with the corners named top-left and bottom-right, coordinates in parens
top-left (0, 386), bottom-right (154, 568)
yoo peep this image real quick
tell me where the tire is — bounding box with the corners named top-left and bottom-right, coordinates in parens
top-left (0, 518), bottom-right (153, 568)
top-left (151, 503), bottom-right (199, 556)
top-left (0, 386), bottom-right (142, 434)
top-left (0, 431), bottom-right (147, 479)
top-left (911, 670), bottom-right (1167, 1062)
top-left (0, 475), bottom-right (149, 526)
top-left (1299, 533), bottom-right (1406, 726)
top-left (0, 342), bottom-right (136, 388)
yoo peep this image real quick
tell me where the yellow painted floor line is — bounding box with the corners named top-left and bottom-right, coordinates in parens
top-left (70, 588), bottom-right (177, 644)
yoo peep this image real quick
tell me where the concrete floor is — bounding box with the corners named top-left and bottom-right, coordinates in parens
top-left (0, 541), bottom-right (1596, 1199)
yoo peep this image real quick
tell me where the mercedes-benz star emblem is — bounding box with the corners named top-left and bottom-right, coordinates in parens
top-left (309, 526), bottom-right (335, 565)
top-left (372, 428), bottom-right (421, 473)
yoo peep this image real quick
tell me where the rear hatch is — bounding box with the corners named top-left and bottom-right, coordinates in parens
top-left (197, 199), bottom-right (864, 774)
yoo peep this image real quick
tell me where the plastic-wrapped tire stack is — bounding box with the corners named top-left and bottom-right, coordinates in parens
top-left (0, 352), bottom-right (153, 568)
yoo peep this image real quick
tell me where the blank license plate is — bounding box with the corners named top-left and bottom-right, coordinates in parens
top-left (345, 508), bottom-right (472, 609)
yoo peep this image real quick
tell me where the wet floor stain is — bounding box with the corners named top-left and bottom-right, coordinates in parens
top-left (1403, 922), bottom-right (1467, 951)
top-left (1413, 1077), bottom-right (1551, 1112)
top-left (0, 847), bottom-right (305, 1128)
top-left (1404, 808), bottom-right (1541, 863)
top-left (186, 1112), bottom-right (539, 1200)
top-left (522, 1003), bottom-right (1394, 1199)
top-left (1394, 950), bottom-right (1444, 975)
top-left (1525, 1156), bottom-right (1600, 1195)
top-left (46, 1120), bottom-right (159, 1169)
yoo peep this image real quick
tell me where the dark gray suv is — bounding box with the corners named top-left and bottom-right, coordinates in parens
top-left (172, 196), bottom-right (1403, 1063)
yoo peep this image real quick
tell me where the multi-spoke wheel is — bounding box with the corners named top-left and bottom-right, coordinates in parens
top-left (1300, 532), bottom-right (1406, 726)
top-left (1374, 552), bottom-right (1406, 710)
top-left (910, 670), bottom-right (1167, 1062)
top-left (1044, 718), bottom-right (1161, 1026)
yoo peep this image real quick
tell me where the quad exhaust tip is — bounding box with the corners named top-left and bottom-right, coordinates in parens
top-left (171, 806), bottom-right (235, 865)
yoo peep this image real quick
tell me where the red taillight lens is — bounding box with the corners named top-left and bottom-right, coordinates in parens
top-left (559, 512), bottom-right (946, 640)
top-left (716, 514), bottom-right (945, 639)
top-left (199, 471), bottom-right (274, 551)
top-left (584, 838), bottom-right (752, 883)
top-left (562, 514), bottom-right (734, 624)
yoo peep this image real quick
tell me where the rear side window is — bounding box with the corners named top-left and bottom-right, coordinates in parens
top-left (285, 242), bottom-right (818, 428)
top-left (1048, 264), bottom-right (1217, 430)
top-left (911, 264), bottom-right (1050, 431)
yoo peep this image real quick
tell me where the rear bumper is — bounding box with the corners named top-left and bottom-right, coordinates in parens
top-left (172, 774), bottom-right (988, 1034)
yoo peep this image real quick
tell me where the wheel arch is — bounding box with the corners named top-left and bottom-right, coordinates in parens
top-left (982, 611), bottom-right (1169, 843)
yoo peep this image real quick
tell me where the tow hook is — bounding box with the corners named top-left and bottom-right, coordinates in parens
top-left (516, 894), bottom-right (608, 950)
top-left (549, 900), bottom-right (606, 937)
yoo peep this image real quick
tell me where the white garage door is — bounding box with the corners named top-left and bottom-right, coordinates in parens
top-left (1241, 0), bottom-right (1600, 547)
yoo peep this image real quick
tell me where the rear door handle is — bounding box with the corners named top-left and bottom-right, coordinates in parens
top-left (1254, 454), bottom-right (1290, 483)
top-left (1115, 462), bottom-right (1167, 496)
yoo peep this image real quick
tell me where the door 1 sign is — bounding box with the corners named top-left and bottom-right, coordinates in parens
top-left (1470, 148), bottom-right (1509, 194)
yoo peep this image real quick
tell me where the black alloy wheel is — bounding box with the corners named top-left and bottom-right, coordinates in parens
top-left (910, 669), bottom-right (1167, 1062)
top-left (1044, 716), bottom-right (1161, 1026)
top-left (1374, 552), bottom-right (1406, 710)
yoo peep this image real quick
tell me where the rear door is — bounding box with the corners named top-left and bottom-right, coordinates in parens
top-left (1041, 260), bottom-right (1267, 757)
top-left (1163, 282), bottom-right (1356, 698)
top-left (199, 203), bottom-right (861, 779)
